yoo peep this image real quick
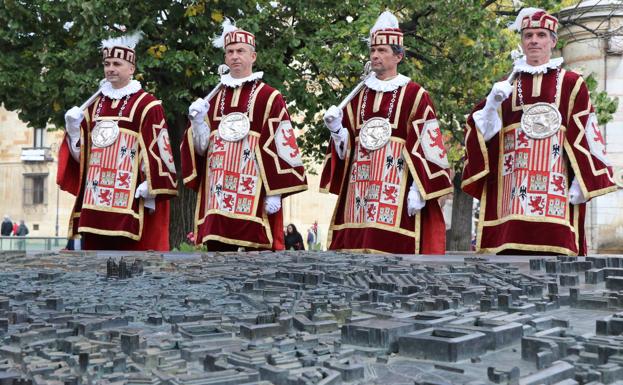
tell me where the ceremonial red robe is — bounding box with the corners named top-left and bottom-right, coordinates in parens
top-left (57, 89), bottom-right (178, 250)
top-left (462, 69), bottom-right (616, 255)
top-left (320, 81), bottom-right (453, 254)
top-left (181, 80), bottom-right (308, 250)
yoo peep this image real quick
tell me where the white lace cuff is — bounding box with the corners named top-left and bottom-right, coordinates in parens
top-left (569, 177), bottom-right (587, 205)
top-left (331, 127), bottom-right (349, 160)
top-left (66, 134), bottom-right (81, 162)
top-left (192, 121), bottom-right (210, 155)
top-left (473, 107), bottom-right (502, 142)
top-left (407, 182), bottom-right (426, 216)
top-left (144, 197), bottom-right (156, 211)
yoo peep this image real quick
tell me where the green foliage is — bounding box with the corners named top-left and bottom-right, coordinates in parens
top-left (585, 73), bottom-right (620, 125)
top-left (0, 0), bottom-right (613, 170)
top-left (173, 241), bottom-right (207, 252)
top-left (0, 0), bottom-right (231, 132)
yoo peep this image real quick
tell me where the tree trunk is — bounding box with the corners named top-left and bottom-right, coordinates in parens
top-left (167, 118), bottom-right (196, 249)
top-left (169, 183), bottom-right (197, 249)
top-left (447, 171), bottom-right (473, 251)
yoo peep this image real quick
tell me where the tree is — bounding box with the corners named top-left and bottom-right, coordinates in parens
top-left (0, 0), bottom-right (251, 248)
top-left (0, 0), bottom-right (617, 249)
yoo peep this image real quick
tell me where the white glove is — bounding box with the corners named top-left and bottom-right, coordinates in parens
top-left (188, 98), bottom-right (210, 155)
top-left (569, 177), bottom-right (587, 205)
top-left (473, 81), bottom-right (513, 142)
top-left (486, 81), bottom-right (514, 106)
top-left (323, 105), bottom-right (343, 133)
top-left (324, 105), bottom-right (348, 159)
top-left (407, 183), bottom-right (425, 216)
top-left (64, 106), bottom-right (83, 161)
top-left (135, 181), bottom-right (156, 211)
top-left (64, 106), bottom-right (83, 138)
top-left (331, 127), bottom-right (349, 160)
top-left (264, 194), bottom-right (282, 215)
top-left (189, 98), bottom-right (209, 125)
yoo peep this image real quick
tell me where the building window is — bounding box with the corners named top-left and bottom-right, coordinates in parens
top-left (34, 127), bottom-right (45, 148)
top-left (23, 173), bottom-right (48, 206)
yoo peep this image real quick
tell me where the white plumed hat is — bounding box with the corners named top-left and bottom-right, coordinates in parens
top-left (212, 18), bottom-right (255, 49)
top-left (101, 31), bottom-right (143, 64)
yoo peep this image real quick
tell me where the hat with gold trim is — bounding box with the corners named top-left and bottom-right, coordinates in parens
top-left (510, 8), bottom-right (559, 33)
top-left (213, 18), bottom-right (255, 49)
top-left (369, 11), bottom-right (403, 47)
top-left (101, 31), bottom-right (142, 65)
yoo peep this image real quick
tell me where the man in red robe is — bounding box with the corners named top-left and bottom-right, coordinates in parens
top-left (462, 8), bottom-right (617, 255)
top-left (181, 20), bottom-right (307, 251)
top-left (320, 11), bottom-right (452, 254)
top-left (58, 31), bottom-right (178, 250)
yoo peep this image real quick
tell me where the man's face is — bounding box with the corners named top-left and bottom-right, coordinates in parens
top-left (521, 28), bottom-right (556, 66)
top-left (369, 45), bottom-right (402, 79)
top-left (103, 58), bottom-right (135, 89)
top-left (225, 43), bottom-right (256, 78)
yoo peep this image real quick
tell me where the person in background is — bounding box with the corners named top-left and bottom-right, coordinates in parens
top-left (12, 221), bottom-right (18, 236)
top-left (1, 215), bottom-right (12, 236)
top-left (284, 224), bottom-right (305, 250)
top-left (16, 220), bottom-right (29, 236)
top-left (306, 227), bottom-right (316, 250)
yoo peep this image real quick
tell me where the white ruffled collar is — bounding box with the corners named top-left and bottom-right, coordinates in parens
top-left (101, 80), bottom-right (142, 99)
top-left (513, 57), bottom-right (564, 74)
top-left (364, 72), bottom-right (410, 92)
top-left (221, 72), bottom-right (264, 88)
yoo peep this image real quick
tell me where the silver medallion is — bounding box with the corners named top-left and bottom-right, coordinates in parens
top-left (521, 102), bottom-right (562, 140)
top-left (91, 120), bottom-right (120, 148)
top-left (218, 112), bottom-right (250, 142)
top-left (359, 117), bottom-right (391, 151)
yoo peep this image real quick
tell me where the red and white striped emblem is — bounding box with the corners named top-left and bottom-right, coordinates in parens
top-left (83, 131), bottom-right (138, 210)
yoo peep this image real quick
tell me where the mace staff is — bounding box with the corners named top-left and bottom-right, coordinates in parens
top-left (79, 79), bottom-right (108, 111)
top-left (189, 64), bottom-right (230, 119)
top-left (493, 46), bottom-right (524, 103)
top-left (326, 61), bottom-right (373, 123)
top-left (493, 69), bottom-right (519, 103)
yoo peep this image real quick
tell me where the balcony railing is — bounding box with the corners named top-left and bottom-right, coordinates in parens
top-left (0, 236), bottom-right (66, 251)
top-left (21, 147), bottom-right (54, 162)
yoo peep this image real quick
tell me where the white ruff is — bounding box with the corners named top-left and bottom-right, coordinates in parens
top-left (364, 73), bottom-right (410, 92)
top-left (100, 80), bottom-right (142, 99)
top-left (221, 71), bottom-right (264, 88)
top-left (513, 57), bottom-right (564, 74)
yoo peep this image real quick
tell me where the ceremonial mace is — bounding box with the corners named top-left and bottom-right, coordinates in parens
top-left (189, 64), bottom-right (230, 118)
top-left (493, 46), bottom-right (524, 103)
top-left (493, 70), bottom-right (519, 103)
top-left (79, 79), bottom-right (109, 111)
top-left (325, 61), bottom-right (373, 124)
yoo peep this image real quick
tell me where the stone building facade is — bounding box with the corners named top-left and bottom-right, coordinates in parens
top-left (0, 107), bottom-right (75, 238)
top-left (558, 0), bottom-right (623, 253)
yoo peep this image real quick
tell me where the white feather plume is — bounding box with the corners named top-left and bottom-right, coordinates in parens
top-left (212, 18), bottom-right (238, 48)
top-left (370, 11), bottom-right (399, 34)
top-left (509, 7), bottom-right (543, 31)
top-left (101, 30), bottom-right (143, 49)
